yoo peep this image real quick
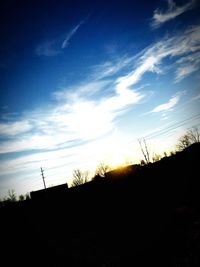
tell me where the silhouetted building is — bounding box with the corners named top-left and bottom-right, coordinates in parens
top-left (30, 183), bottom-right (68, 201)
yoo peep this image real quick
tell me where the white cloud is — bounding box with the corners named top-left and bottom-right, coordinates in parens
top-left (145, 24), bottom-right (200, 59)
top-left (115, 55), bottom-right (160, 93)
top-left (191, 93), bottom-right (200, 101)
top-left (151, 92), bottom-right (183, 113)
top-left (152, 0), bottom-right (196, 28)
top-left (90, 56), bottom-right (136, 80)
top-left (104, 24), bottom-right (200, 96)
top-left (0, 133), bottom-right (75, 154)
top-left (175, 64), bottom-right (199, 82)
top-left (0, 120), bottom-right (32, 136)
top-left (53, 80), bottom-right (111, 101)
top-left (138, 24), bottom-right (200, 82)
top-left (0, 82), bottom-right (144, 154)
top-left (175, 51), bottom-right (200, 82)
top-left (61, 17), bottom-right (87, 49)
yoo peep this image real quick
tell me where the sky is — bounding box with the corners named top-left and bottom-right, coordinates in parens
top-left (0, 0), bottom-right (200, 198)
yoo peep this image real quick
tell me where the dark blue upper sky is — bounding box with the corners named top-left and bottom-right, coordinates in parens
top-left (0, 0), bottom-right (200, 197)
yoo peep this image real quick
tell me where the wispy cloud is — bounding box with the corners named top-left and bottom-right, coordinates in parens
top-left (53, 80), bottom-right (111, 101)
top-left (175, 51), bottom-right (200, 82)
top-left (138, 24), bottom-right (200, 82)
top-left (61, 17), bottom-right (88, 49)
top-left (191, 93), bottom-right (200, 101)
top-left (90, 56), bottom-right (135, 80)
top-left (0, 120), bottom-right (32, 136)
top-left (0, 80), bottom-right (144, 155)
top-left (175, 64), bottom-right (198, 82)
top-left (152, 0), bottom-right (196, 28)
top-left (151, 92), bottom-right (183, 113)
top-left (35, 40), bottom-right (61, 57)
top-left (35, 16), bottom-right (88, 57)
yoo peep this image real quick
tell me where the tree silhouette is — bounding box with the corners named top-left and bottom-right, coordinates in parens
top-left (7, 189), bottom-right (17, 202)
top-left (19, 194), bottom-right (25, 201)
top-left (95, 162), bottom-right (111, 177)
top-left (71, 169), bottom-right (89, 187)
top-left (152, 153), bottom-right (162, 162)
top-left (176, 127), bottom-right (200, 151)
top-left (187, 127), bottom-right (200, 143)
top-left (25, 193), bottom-right (30, 200)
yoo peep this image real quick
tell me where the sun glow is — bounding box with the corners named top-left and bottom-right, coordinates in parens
top-left (101, 137), bottom-right (134, 169)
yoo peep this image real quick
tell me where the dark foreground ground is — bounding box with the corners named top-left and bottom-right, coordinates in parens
top-left (1, 143), bottom-right (200, 266)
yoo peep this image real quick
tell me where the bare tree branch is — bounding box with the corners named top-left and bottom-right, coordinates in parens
top-left (71, 169), bottom-right (89, 187)
top-left (95, 162), bottom-right (111, 177)
top-left (176, 127), bottom-right (200, 151)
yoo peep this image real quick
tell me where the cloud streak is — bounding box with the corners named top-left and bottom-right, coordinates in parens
top-left (61, 17), bottom-right (88, 49)
top-left (175, 51), bottom-right (200, 82)
top-left (0, 120), bottom-right (32, 137)
top-left (36, 16), bottom-right (88, 57)
top-left (152, 0), bottom-right (196, 28)
top-left (90, 56), bottom-right (136, 80)
top-left (151, 93), bottom-right (182, 113)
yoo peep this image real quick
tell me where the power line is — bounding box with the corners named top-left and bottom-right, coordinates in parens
top-left (145, 118), bottom-right (200, 141)
top-left (144, 113), bottom-right (200, 140)
top-left (122, 115), bottom-right (200, 149)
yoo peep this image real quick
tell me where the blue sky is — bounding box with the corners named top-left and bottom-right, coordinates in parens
top-left (0, 0), bottom-right (200, 197)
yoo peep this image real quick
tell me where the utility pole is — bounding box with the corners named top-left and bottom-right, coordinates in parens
top-left (143, 138), bottom-right (150, 163)
top-left (138, 138), bottom-right (150, 164)
top-left (40, 167), bottom-right (46, 189)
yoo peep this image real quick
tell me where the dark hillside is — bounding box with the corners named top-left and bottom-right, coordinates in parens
top-left (1, 143), bottom-right (200, 266)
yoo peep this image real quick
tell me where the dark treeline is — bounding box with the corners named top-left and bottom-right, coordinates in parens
top-left (1, 143), bottom-right (200, 266)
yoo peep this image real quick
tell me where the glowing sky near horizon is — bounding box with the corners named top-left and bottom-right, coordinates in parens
top-left (0, 0), bottom-right (200, 197)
